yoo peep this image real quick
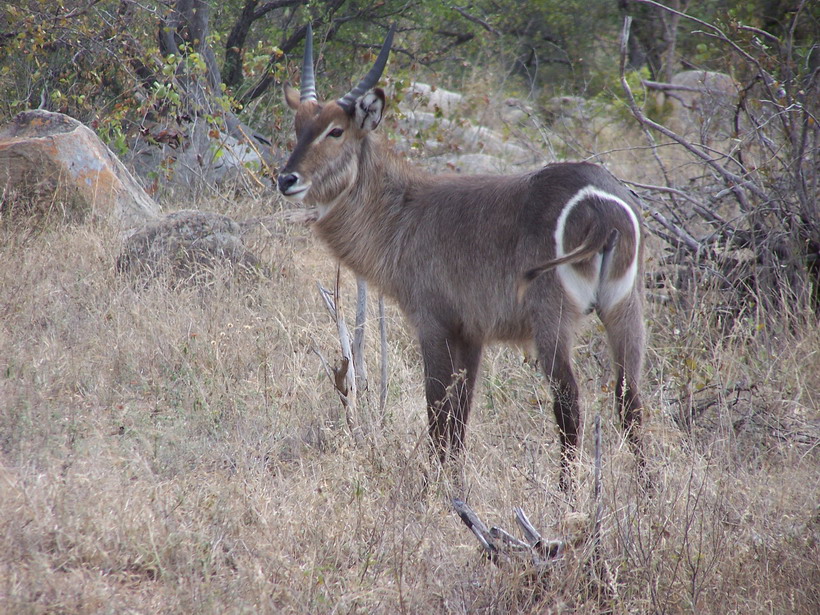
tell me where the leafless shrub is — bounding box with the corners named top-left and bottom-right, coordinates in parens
top-left (620, 2), bottom-right (819, 330)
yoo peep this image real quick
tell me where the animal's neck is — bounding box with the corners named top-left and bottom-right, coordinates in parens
top-left (313, 136), bottom-right (426, 291)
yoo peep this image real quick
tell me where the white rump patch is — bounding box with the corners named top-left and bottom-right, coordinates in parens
top-left (553, 185), bottom-right (640, 313)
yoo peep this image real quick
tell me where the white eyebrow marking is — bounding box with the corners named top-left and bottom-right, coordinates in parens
top-left (315, 122), bottom-right (342, 143)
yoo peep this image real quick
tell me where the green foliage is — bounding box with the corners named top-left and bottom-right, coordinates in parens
top-left (593, 65), bottom-right (652, 117)
top-left (1, 0), bottom-right (816, 160)
top-left (1, 2), bottom-right (152, 144)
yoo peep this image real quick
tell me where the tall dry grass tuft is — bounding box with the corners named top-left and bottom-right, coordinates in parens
top-left (2, 159), bottom-right (818, 612)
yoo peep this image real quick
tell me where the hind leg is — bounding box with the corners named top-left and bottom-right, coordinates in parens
top-left (534, 302), bottom-right (583, 492)
top-left (600, 290), bottom-right (648, 479)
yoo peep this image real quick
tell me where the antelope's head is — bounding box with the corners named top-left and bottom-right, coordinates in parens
top-left (277, 24), bottom-right (395, 209)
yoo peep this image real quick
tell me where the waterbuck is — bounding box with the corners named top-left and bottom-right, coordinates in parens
top-left (278, 25), bottom-right (647, 489)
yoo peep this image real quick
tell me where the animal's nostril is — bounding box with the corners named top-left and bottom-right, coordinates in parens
top-left (278, 173), bottom-right (299, 193)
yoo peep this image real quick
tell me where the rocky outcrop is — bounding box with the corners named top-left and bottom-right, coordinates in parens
top-left (0, 111), bottom-right (266, 284)
top-left (391, 81), bottom-right (540, 174)
top-left (0, 110), bottom-right (160, 230)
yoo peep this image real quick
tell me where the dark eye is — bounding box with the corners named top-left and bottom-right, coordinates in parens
top-left (329, 127), bottom-right (344, 138)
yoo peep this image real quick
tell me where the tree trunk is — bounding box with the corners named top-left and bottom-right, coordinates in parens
top-left (223, 0), bottom-right (305, 90)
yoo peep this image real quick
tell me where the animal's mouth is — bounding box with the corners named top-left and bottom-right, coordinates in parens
top-left (281, 184), bottom-right (311, 200)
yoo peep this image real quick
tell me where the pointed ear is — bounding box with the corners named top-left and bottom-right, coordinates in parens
top-left (284, 84), bottom-right (300, 110)
top-left (353, 88), bottom-right (386, 132)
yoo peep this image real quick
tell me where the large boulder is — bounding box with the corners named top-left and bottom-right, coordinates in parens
top-left (0, 110), bottom-right (160, 230)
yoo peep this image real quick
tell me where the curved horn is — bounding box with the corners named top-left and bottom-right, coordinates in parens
top-left (300, 24), bottom-right (317, 102)
top-left (337, 23), bottom-right (396, 112)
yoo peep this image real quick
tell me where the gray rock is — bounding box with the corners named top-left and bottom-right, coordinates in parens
top-left (393, 110), bottom-right (535, 164)
top-left (117, 210), bottom-right (267, 282)
top-left (399, 82), bottom-right (463, 116)
top-left (543, 96), bottom-right (590, 123)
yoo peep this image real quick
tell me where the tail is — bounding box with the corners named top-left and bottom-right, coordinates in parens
top-left (517, 229), bottom-right (620, 302)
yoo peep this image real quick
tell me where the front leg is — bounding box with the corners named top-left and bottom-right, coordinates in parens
top-left (419, 330), bottom-right (482, 464)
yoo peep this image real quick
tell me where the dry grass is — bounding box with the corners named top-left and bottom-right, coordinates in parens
top-left (2, 145), bottom-right (819, 613)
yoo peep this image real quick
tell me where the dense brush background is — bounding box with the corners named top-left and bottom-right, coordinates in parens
top-left (1, 1), bottom-right (819, 613)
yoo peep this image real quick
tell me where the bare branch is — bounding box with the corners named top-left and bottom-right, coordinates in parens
top-left (317, 277), bottom-right (357, 408)
top-left (254, 0), bottom-right (303, 20)
top-left (452, 6), bottom-right (500, 36)
top-left (454, 500), bottom-right (569, 570)
top-left (619, 17), bottom-right (766, 210)
top-left (513, 507), bottom-right (542, 546)
top-left (593, 414), bottom-right (602, 548)
top-left (378, 295), bottom-right (388, 421)
top-left (489, 526), bottom-right (532, 552)
top-left (353, 277), bottom-right (368, 393)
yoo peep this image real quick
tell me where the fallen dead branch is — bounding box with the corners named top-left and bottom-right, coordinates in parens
top-left (452, 418), bottom-right (620, 601)
top-left (451, 499), bottom-right (568, 571)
